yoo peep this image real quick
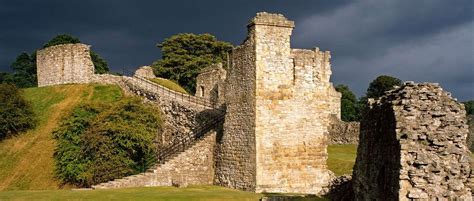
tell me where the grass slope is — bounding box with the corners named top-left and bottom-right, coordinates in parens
top-left (0, 84), bottom-right (122, 191)
top-left (150, 78), bottom-right (188, 94)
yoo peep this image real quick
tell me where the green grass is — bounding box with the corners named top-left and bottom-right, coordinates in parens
top-left (150, 78), bottom-right (188, 94)
top-left (90, 84), bottom-right (122, 103)
top-left (327, 144), bottom-right (358, 176)
top-left (0, 185), bottom-right (263, 201)
top-left (0, 84), bottom-right (123, 191)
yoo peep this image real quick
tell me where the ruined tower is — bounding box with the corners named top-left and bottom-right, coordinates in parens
top-left (36, 43), bottom-right (94, 87)
top-left (216, 12), bottom-right (341, 194)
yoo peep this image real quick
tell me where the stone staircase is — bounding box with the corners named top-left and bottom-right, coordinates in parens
top-left (91, 76), bottom-right (225, 189)
top-left (92, 113), bottom-right (223, 189)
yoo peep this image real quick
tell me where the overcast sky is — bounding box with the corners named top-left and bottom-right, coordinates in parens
top-left (0, 0), bottom-right (472, 100)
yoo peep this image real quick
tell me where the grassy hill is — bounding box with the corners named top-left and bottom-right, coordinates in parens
top-left (0, 84), bottom-right (122, 191)
top-left (0, 82), bottom-right (357, 200)
top-left (150, 78), bottom-right (188, 94)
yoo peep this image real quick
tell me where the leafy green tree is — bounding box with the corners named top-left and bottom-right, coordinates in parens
top-left (0, 72), bottom-right (13, 84)
top-left (0, 84), bottom-right (36, 139)
top-left (356, 75), bottom-right (403, 117)
top-left (463, 100), bottom-right (474, 115)
top-left (9, 52), bottom-right (37, 88)
top-left (335, 84), bottom-right (359, 122)
top-left (42, 34), bottom-right (109, 74)
top-left (42, 34), bottom-right (80, 48)
top-left (366, 75), bottom-right (402, 99)
top-left (54, 98), bottom-right (160, 187)
top-left (90, 51), bottom-right (108, 74)
top-left (152, 33), bottom-right (233, 93)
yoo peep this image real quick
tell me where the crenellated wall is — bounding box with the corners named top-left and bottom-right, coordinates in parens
top-left (37, 43), bottom-right (94, 87)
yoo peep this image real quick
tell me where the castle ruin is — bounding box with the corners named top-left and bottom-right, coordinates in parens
top-left (35, 12), bottom-right (472, 199)
top-left (37, 43), bottom-right (95, 87)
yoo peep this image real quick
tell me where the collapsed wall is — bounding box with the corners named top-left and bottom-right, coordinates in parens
top-left (353, 82), bottom-right (473, 200)
top-left (37, 43), bottom-right (94, 87)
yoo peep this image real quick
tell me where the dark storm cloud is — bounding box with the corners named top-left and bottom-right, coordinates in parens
top-left (0, 0), bottom-right (472, 100)
top-left (293, 0), bottom-right (473, 100)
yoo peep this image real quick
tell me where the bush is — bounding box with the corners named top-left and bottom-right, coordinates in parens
top-left (53, 98), bottom-right (161, 187)
top-left (335, 84), bottom-right (359, 121)
top-left (463, 100), bottom-right (474, 115)
top-left (0, 84), bottom-right (36, 139)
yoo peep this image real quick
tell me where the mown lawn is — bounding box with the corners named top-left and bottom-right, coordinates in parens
top-left (0, 185), bottom-right (263, 201)
top-left (327, 144), bottom-right (358, 176)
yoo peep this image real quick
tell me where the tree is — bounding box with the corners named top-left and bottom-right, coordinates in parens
top-left (9, 52), bottom-right (37, 88)
top-left (54, 98), bottom-right (161, 187)
top-left (335, 84), bottom-right (359, 122)
top-left (0, 72), bottom-right (13, 84)
top-left (356, 75), bottom-right (403, 117)
top-left (42, 34), bottom-right (80, 48)
top-left (366, 75), bottom-right (402, 99)
top-left (42, 34), bottom-right (109, 74)
top-left (152, 33), bottom-right (233, 93)
top-left (463, 100), bottom-right (474, 115)
top-left (0, 84), bottom-right (36, 139)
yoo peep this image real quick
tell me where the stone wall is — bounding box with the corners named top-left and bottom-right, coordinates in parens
top-left (120, 76), bottom-right (220, 148)
top-left (37, 43), bottom-right (95, 87)
top-left (93, 131), bottom-right (216, 189)
top-left (467, 115), bottom-right (474, 151)
top-left (134, 66), bottom-right (155, 79)
top-left (195, 63), bottom-right (226, 106)
top-left (215, 23), bottom-right (257, 191)
top-left (353, 82), bottom-right (472, 200)
top-left (328, 115), bottom-right (360, 144)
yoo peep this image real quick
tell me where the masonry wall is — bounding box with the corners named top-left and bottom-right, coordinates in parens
top-left (37, 43), bottom-right (94, 87)
top-left (215, 27), bottom-right (257, 191)
top-left (328, 115), bottom-right (360, 144)
top-left (134, 66), bottom-right (155, 79)
top-left (251, 13), bottom-right (335, 194)
top-left (195, 63), bottom-right (226, 106)
top-left (353, 82), bottom-right (473, 200)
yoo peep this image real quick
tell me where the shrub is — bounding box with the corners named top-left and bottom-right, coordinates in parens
top-left (0, 84), bottom-right (36, 139)
top-left (53, 98), bottom-right (161, 187)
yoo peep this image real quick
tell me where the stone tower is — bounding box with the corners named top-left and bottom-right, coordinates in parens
top-left (37, 43), bottom-right (94, 87)
top-left (215, 12), bottom-right (340, 194)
